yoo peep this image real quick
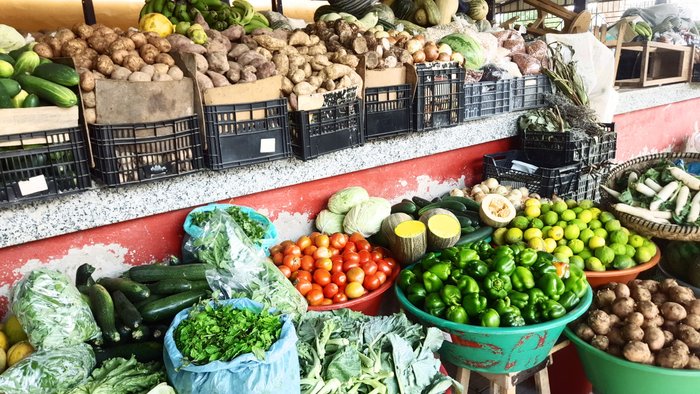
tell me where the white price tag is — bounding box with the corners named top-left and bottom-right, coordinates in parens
top-left (260, 138), bottom-right (276, 153)
top-left (18, 175), bottom-right (49, 196)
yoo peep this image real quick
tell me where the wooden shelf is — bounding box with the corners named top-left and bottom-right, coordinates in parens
top-left (616, 41), bottom-right (696, 88)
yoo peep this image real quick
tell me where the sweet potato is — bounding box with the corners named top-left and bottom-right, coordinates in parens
top-left (196, 71), bottom-right (214, 90)
top-left (288, 30), bottom-right (311, 46)
top-left (206, 52), bottom-right (229, 73)
top-left (80, 71), bottom-right (95, 91)
top-left (168, 66), bottom-right (184, 81)
top-left (293, 81), bottom-right (316, 96)
top-left (256, 62), bottom-right (276, 80)
top-left (221, 25), bottom-right (244, 41)
top-left (167, 34), bottom-right (206, 55)
top-left (272, 53), bottom-right (289, 76)
top-left (253, 35), bottom-right (287, 51)
top-left (193, 53), bottom-right (208, 73)
top-left (226, 67), bottom-right (241, 83)
top-left (207, 71), bottom-right (230, 87)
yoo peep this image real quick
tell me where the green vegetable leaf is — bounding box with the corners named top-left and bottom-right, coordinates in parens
top-left (325, 346), bottom-right (362, 382)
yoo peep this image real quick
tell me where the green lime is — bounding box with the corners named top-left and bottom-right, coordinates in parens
top-left (609, 230), bottom-right (629, 245)
top-left (570, 219), bottom-right (587, 231)
top-left (558, 239), bottom-right (569, 246)
top-left (635, 247), bottom-right (654, 264)
top-left (579, 228), bottom-right (595, 244)
top-left (542, 211), bottom-right (559, 226)
top-left (553, 253), bottom-right (570, 263)
top-left (588, 219), bottom-right (603, 230)
top-left (548, 226), bottom-right (564, 241)
top-left (599, 211), bottom-right (616, 223)
top-left (524, 205), bottom-right (541, 219)
top-left (578, 200), bottom-right (594, 210)
top-left (644, 242), bottom-right (657, 255)
top-left (577, 210), bottom-right (593, 224)
top-left (609, 243), bottom-right (627, 256)
top-left (569, 255), bottom-right (585, 270)
top-left (589, 236), bottom-right (606, 249)
top-left (613, 255), bottom-right (636, 270)
top-left (552, 201), bottom-right (568, 214)
top-left (573, 207), bottom-right (583, 214)
top-left (528, 237), bottom-right (546, 252)
top-left (561, 209), bottom-right (576, 222)
top-left (590, 207), bottom-right (602, 219)
top-left (585, 257), bottom-right (605, 271)
top-left (564, 224), bottom-right (580, 240)
top-left (566, 199), bottom-right (578, 208)
top-left (578, 248), bottom-right (593, 260)
top-left (625, 244), bottom-right (636, 257)
top-left (524, 228), bottom-right (543, 241)
top-left (530, 218), bottom-right (544, 229)
top-left (628, 234), bottom-right (645, 248)
top-left (605, 219), bottom-right (622, 233)
top-left (541, 226), bottom-right (552, 237)
top-left (540, 204), bottom-right (552, 214)
top-left (505, 228), bottom-right (524, 244)
top-left (493, 227), bottom-right (508, 245)
top-left (557, 221), bottom-right (569, 229)
top-left (511, 216), bottom-right (530, 230)
top-left (568, 239), bottom-right (585, 254)
top-left (593, 228), bottom-right (608, 239)
top-left (595, 246), bottom-right (616, 266)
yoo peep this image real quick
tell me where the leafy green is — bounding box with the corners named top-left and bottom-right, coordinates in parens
top-left (174, 301), bottom-right (282, 365)
top-left (191, 206), bottom-right (266, 246)
top-left (68, 356), bottom-right (165, 394)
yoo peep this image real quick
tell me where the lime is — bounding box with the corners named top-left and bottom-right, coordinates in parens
top-left (557, 221), bottom-right (569, 229)
top-left (644, 242), bottom-right (657, 255)
top-left (609, 243), bottom-right (627, 256)
top-left (542, 211), bottom-right (559, 226)
top-left (568, 239), bottom-right (585, 254)
top-left (625, 244), bottom-right (636, 257)
top-left (558, 239), bottom-right (569, 246)
top-left (548, 226), bottom-right (564, 241)
top-left (543, 238), bottom-right (557, 253)
top-left (511, 216), bottom-right (529, 230)
top-left (579, 228), bottom-right (595, 244)
top-left (577, 210), bottom-right (593, 224)
top-left (589, 236), bottom-right (606, 249)
top-left (605, 219), bottom-right (622, 233)
top-left (643, 239), bottom-right (654, 249)
top-left (554, 245), bottom-right (574, 258)
top-left (609, 230), bottom-right (629, 245)
top-left (628, 234), bottom-right (645, 248)
top-left (561, 209), bottom-right (576, 222)
top-left (541, 226), bottom-right (552, 237)
top-left (593, 228), bottom-right (608, 239)
top-left (505, 228), bottom-right (524, 244)
top-left (621, 227), bottom-right (630, 236)
top-left (595, 246), bottom-right (616, 266)
top-left (493, 227), bottom-right (508, 245)
top-left (569, 255), bottom-right (585, 270)
top-left (599, 211), bottom-right (616, 223)
top-left (588, 219), bottom-right (603, 230)
top-left (578, 248), bottom-right (593, 260)
top-left (570, 219), bottom-right (587, 231)
top-left (540, 203), bottom-right (552, 214)
top-left (531, 218), bottom-right (544, 229)
top-left (524, 228), bottom-right (543, 241)
top-left (528, 237), bottom-right (546, 252)
top-left (590, 207), bottom-right (602, 218)
top-left (564, 224), bottom-right (581, 240)
top-left (613, 255), bottom-right (636, 270)
top-left (552, 201), bottom-right (568, 214)
top-left (525, 198), bottom-right (541, 208)
top-left (553, 253), bottom-right (570, 263)
top-left (585, 257), bottom-right (605, 271)
top-left (524, 205), bottom-right (541, 219)
top-left (566, 199), bottom-right (578, 208)
top-left (578, 200), bottom-right (594, 210)
top-left (573, 207), bottom-right (583, 214)
top-left (635, 246), bottom-right (654, 263)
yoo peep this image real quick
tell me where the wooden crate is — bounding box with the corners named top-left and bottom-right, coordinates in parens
top-left (615, 41), bottom-right (695, 87)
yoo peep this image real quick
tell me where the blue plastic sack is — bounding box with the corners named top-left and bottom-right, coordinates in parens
top-left (183, 204), bottom-right (278, 255)
top-left (164, 298), bottom-right (300, 394)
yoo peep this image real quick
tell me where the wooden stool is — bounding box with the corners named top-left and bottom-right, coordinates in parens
top-left (523, 0), bottom-right (591, 36)
top-left (454, 340), bottom-right (570, 394)
top-left (615, 41), bottom-right (696, 87)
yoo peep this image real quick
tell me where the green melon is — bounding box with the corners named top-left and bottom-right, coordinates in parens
top-left (468, 0), bottom-right (489, 21)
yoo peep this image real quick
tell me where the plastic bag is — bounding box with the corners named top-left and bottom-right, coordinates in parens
top-left (0, 343), bottom-right (95, 394)
top-left (11, 269), bottom-right (101, 349)
top-left (480, 64), bottom-right (512, 81)
top-left (526, 40), bottom-right (548, 67)
top-left (512, 53), bottom-right (542, 75)
top-left (184, 210), bottom-right (307, 321)
top-left (164, 298), bottom-right (300, 394)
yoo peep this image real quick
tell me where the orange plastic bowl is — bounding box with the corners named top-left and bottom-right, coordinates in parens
top-left (308, 268), bottom-right (400, 316)
top-left (585, 248), bottom-right (660, 289)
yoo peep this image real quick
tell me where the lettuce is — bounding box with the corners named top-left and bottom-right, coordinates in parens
top-left (315, 209), bottom-right (345, 234)
top-left (343, 197), bottom-right (391, 237)
top-left (327, 186), bottom-right (369, 214)
top-left (0, 24), bottom-right (25, 54)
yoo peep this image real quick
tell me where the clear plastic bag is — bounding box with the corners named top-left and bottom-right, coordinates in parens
top-left (11, 269), bottom-right (101, 349)
top-left (512, 53), bottom-right (542, 75)
top-left (184, 210), bottom-right (307, 321)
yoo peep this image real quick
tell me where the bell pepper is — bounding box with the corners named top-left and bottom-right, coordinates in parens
top-left (511, 266), bottom-right (536, 291)
top-left (564, 266), bottom-right (589, 299)
top-left (528, 288), bottom-right (547, 305)
top-left (509, 290), bottom-right (530, 309)
top-left (493, 297), bottom-right (519, 316)
top-left (446, 305), bottom-right (468, 324)
top-left (406, 283), bottom-right (427, 306)
top-left (423, 272), bottom-right (443, 293)
top-left (494, 246), bottom-right (514, 259)
top-left (448, 268), bottom-right (463, 285)
top-left (440, 284), bottom-right (462, 306)
top-left (483, 271), bottom-right (512, 299)
top-left (480, 308), bottom-right (500, 327)
top-left (428, 262), bottom-right (451, 281)
top-left (442, 247), bottom-right (459, 263)
top-left (533, 260), bottom-right (557, 278)
top-left (425, 293), bottom-right (446, 317)
top-left (510, 243), bottom-right (525, 257)
top-left (462, 293), bottom-right (487, 316)
top-left (420, 252), bottom-right (441, 270)
top-left (492, 255), bottom-right (516, 276)
top-left (540, 299), bottom-right (567, 320)
top-left (558, 291), bottom-right (580, 311)
top-left (517, 248), bottom-right (538, 267)
top-left (522, 303), bottom-right (541, 324)
top-left (456, 275), bottom-right (480, 295)
top-left (537, 273), bottom-right (566, 301)
top-left (457, 248), bottom-right (479, 269)
top-left (474, 241), bottom-right (494, 259)
top-left (465, 260), bottom-right (489, 279)
top-left (502, 311), bottom-right (526, 327)
top-left (398, 269), bottom-right (416, 290)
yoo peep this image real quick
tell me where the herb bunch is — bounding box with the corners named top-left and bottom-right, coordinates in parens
top-left (191, 206), bottom-right (266, 246)
top-left (542, 42), bottom-right (589, 107)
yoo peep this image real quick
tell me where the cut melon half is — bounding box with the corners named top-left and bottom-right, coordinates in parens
top-left (479, 194), bottom-right (516, 228)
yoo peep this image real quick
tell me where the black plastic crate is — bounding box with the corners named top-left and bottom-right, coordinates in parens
top-left (483, 150), bottom-right (582, 199)
top-left (510, 75), bottom-right (552, 111)
top-left (463, 79), bottom-right (510, 121)
top-left (0, 126), bottom-right (90, 204)
top-left (89, 115), bottom-right (204, 186)
top-left (693, 64), bottom-right (700, 82)
top-left (522, 123), bottom-right (616, 168)
top-left (414, 62), bottom-right (465, 131)
top-left (203, 98), bottom-right (291, 170)
top-left (365, 84), bottom-right (413, 139)
top-left (290, 99), bottom-right (364, 161)
top-left (572, 167), bottom-right (610, 202)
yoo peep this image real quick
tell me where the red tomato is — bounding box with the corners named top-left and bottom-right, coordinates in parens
top-left (283, 255), bottom-right (301, 272)
top-left (321, 298), bottom-right (333, 306)
top-left (376, 260), bottom-right (393, 276)
top-left (272, 252), bottom-right (284, 265)
top-left (345, 282), bottom-right (365, 299)
top-left (278, 265), bottom-right (291, 278)
top-left (303, 245), bottom-right (318, 256)
top-left (300, 255), bottom-right (315, 272)
top-left (363, 274), bottom-right (381, 291)
top-left (295, 270), bottom-right (312, 283)
top-left (294, 279), bottom-right (312, 296)
top-left (342, 260), bottom-right (360, 272)
top-left (309, 232), bottom-right (321, 241)
top-left (355, 239), bottom-right (372, 252)
top-left (323, 283), bottom-right (339, 298)
top-left (329, 247), bottom-right (340, 256)
top-left (296, 236), bottom-right (312, 250)
top-left (330, 233), bottom-right (348, 249)
top-left (330, 261), bottom-right (343, 274)
top-left (375, 271), bottom-right (387, 285)
top-left (342, 251), bottom-right (360, 265)
top-left (284, 244), bottom-right (302, 257)
top-left (383, 257), bottom-right (397, 269)
top-left (314, 257), bottom-right (333, 272)
top-left (269, 245), bottom-right (282, 256)
top-left (280, 240), bottom-right (295, 249)
top-left (331, 255), bottom-right (343, 264)
top-left (358, 250), bottom-right (371, 263)
top-left (349, 232), bottom-right (365, 243)
top-left (332, 293), bottom-right (348, 303)
top-left (313, 247), bottom-right (331, 260)
top-left (370, 250), bottom-right (384, 262)
top-left (331, 271), bottom-right (347, 286)
top-left (361, 261), bottom-right (378, 276)
top-left (346, 267), bottom-right (365, 284)
top-left (310, 283), bottom-right (322, 293)
top-left (306, 289), bottom-right (324, 306)
top-left (313, 269), bottom-right (331, 286)
top-left (343, 242), bottom-right (357, 253)
top-left (314, 234), bottom-right (330, 248)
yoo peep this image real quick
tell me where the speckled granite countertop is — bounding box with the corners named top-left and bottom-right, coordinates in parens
top-left (1, 83), bottom-right (698, 248)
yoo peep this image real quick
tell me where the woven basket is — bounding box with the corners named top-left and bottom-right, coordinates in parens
top-left (600, 152), bottom-right (700, 241)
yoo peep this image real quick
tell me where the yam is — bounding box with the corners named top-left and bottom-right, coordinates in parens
top-left (228, 44), bottom-right (250, 60)
top-left (207, 71), bottom-right (230, 87)
top-left (253, 35), bottom-right (287, 51)
top-left (206, 52), bottom-right (230, 73)
top-left (308, 44), bottom-right (327, 56)
top-left (167, 34), bottom-right (206, 55)
top-left (289, 68), bottom-right (305, 84)
top-left (272, 54), bottom-right (289, 76)
top-left (288, 30), bottom-right (311, 46)
top-left (196, 71), bottom-right (214, 90)
top-left (321, 64), bottom-right (353, 81)
top-left (281, 77), bottom-right (293, 95)
top-left (365, 52), bottom-right (380, 69)
top-left (255, 47), bottom-right (273, 61)
top-left (237, 51), bottom-right (265, 67)
top-left (293, 81), bottom-right (316, 96)
top-left (168, 66), bottom-right (184, 81)
top-left (80, 71), bottom-right (95, 91)
top-left (240, 68), bottom-right (257, 83)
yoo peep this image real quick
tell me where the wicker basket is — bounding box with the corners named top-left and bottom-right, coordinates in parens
top-left (601, 152), bottom-right (700, 241)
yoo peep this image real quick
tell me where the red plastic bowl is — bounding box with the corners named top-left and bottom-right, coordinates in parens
top-left (440, 364), bottom-right (452, 394)
top-left (308, 268), bottom-right (400, 316)
top-left (585, 248), bottom-right (660, 289)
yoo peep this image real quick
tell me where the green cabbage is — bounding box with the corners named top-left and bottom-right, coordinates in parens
top-left (315, 209), bottom-right (345, 234)
top-left (0, 24), bottom-right (25, 54)
top-left (327, 186), bottom-right (369, 214)
top-left (343, 197), bottom-right (391, 237)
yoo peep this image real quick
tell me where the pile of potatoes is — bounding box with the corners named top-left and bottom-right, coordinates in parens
top-left (574, 279), bottom-right (700, 370)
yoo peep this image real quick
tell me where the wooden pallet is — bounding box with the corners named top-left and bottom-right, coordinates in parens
top-left (615, 41), bottom-right (696, 87)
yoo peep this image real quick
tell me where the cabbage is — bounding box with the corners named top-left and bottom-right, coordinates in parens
top-left (0, 25), bottom-right (25, 54)
top-left (327, 186), bottom-right (369, 214)
top-left (343, 197), bottom-right (391, 237)
top-left (315, 209), bottom-right (345, 234)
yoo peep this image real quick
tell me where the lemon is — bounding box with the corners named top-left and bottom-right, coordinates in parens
top-left (0, 347), bottom-right (5, 373)
top-left (3, 316), bottom-right (27, 346)
top-left (609, 230), bottom-right (629, 245)
top-left (530, 218), bottom-right (544, 229)
top-left (593, 228), bottom-right (608, 239)
top-left (609, 243), bottom-right (627, 256)
top-left (564, 224), bottom-right (580, 240)
top-left (577, 210), bottom-right (593, 224)
top-left (540, 203), bottom-right (552, 214)
top-left (566, 199), bottom-right (578, 208)
top-left (553, 253), bottom-right (570, 263)
top-left (505, 228), bottom-right (524, 244)
top-left (588, 219), bottom-right (602, 230)
top-left (543, 238), bottom-right (558, 253)
top-left (589, 236), bottom-right (606, 249)
top-left (578, 248), bottom-right (593, 260)
top-left (548, 226), bottom-right (564, 241)
top-left (578, 200), bottom-right (594, 209)
top-left (570, 219), bottom-right (587, 231)
top-left (525, 198), bottom-right (541, 208)
top-left (635, 245), bottom-right (655, 263)
top-left (554, 245), bottom-right (574, 258)
top-left (524, 205), bottom-right (541, 219)
top-left (528, 237), bottom-right (546, 251)
top-left (625, 244), bottom-right (636, 257)
top-left (605, 219), bottom-right (622, 233)
top-left (139, 13), bottom-right (174, 38)
top-left (542, 211), bottom-right (559, 226)
top-left (599, 211), bottom-right (616, 223)
top-left (568, 239), bottom-right (585, 254)
top-left (552, 201), bottom-right (568, 214)
top-left (585, 257), bottom-right (605, 271)
top-left (6, 341), bottom-right (33, 367)
top-left (561, 209), bottom-right (576, 222)
top-left (579, 228), bottom-right (595, 244)
top-left (570, 255), bottom-right (585, 270)
top-left (493, 227), bottom-right (508, 245)
top-left (558, 239), bottom-right (568, 246)
top-left (628, 234), bottom-right (645, 248)
top-left (511, 216), bottom-right (530, 230)
top-left (595, 246), bottom-right (616, 266)
top-left (0, 332), bottom-right (8, 352)
top-left (590, 207), bottom-right (602, 218)
top-left (524, 228), bottom-right (543, 241)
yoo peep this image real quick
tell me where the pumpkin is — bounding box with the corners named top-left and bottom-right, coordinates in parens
top-left (419, 208), bottom-right (461, 251)
top-left (391, 220), bottom-right (427, 266)
top-left (381, 212), bottom-right (413, 249)
top-left (468, 0), bottom-right (489, 21)
top-left (479, 194), bottom-right (515, 228)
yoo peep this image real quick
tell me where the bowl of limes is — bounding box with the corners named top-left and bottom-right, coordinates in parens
top-left (494, 198), bottom-right (660, 288)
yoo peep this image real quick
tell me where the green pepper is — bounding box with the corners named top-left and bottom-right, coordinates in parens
top-left (540, 299), bottom-right (567, 320)
top-left (420, 252), bottom-right (441, 270)
top-left (492, 255), bottom-right (516, 276)
top-left (440, 285), bottom-right (462, 306)
top-left (448, 268), bottom-right (463, 285)
top-left (465, 260), bottom-right (489, 279)
top-left (495, 246), bottom-right (514, 258)
top-left (476, 240), bottom-right (494, 257)
top-left (398, 269), bottom-right (417, 290)
top-left (425, 293), bottom-right (446, 317)
top-left (428, 263), bottom-right (451, 281)
top-left (533, 260), bottom-right (558, 278)
top-left (511, 266), bottom-right (536, 291)
top-left (481, 308), bottom-right (500, 327)
top-left (406, 283), bottom-right (427, 306)
top-left (457, 248), bottom-right (479, 269)
top-left (493, 297), bottom-right (519, 316)
top-left (509, 291), bottom-right (530, 309)
top-left (483, 271), bottom-right (512, 299)
top-left (564, 267), bottom-right (589, 299)
top-left (442, 247), bottom-right (459, 263)
top-left (502, 311), bottom-right (526, 327)
top-left (456, 275), bottom-right (480, 295)
top-left (423, 272), bottom-right (443, 293)
top-left (558, 291), bottom-right (580, 311)
top-left (517, 249), bottom-right (538, 267)
top-left (528, 288), bottom-right (547, 305)
top-left (446, 305), bottom-right (468, 324)
top-left (510, 243), bottom-right (525, 257)
top-left (462, 293), bottom-right (487, 316)
top-left (537, 273), bottom-right (566, 301)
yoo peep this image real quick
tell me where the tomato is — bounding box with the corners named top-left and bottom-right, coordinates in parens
top-left (296, 236), bottom-right (312, 250)
top-left (358, 250), bottom-right (371, 263)
top-left (329, 247), bottom-right (340, 256)
top-left (313, 269), bottom-right (331, 286)
top-left (283, 255), bottom-right (301, 272)
top-left (294, 270), bottom-right (312, 283)
top-left (332, 293), bottom-right (348, 303)
top-left (269, 245), bottom-right (282, 256)
top-left (323, 283), bottom-right (339, 298)
top-left (306, 289), bottom-right (324, 306)
top-left (280, 240), bottom-right (295, 249)
top-left (300, 255), bottom-right (315, 271)
top-left (375, 271), bottom-right (387, 285)
top-left (330, 261), bottom-right (343, 274)
top-left (363, 274), bottom-right (381, 291)
top-left (349, 232), bottom-right (365, 243)
top-left (355, 239), bottom-right (372, 252)
top-left (343, 242), bottom-right (357, 253)
top-left (313, 246), bottom-right (330, 260)
top-left (284, 244), bottom-right (302, 257)
top-left (294, 279), bottom-right (312, 296)
top-left (331, 271), bottom-right (347, 286)
top-left (330, 233), bottom-right (348, 249)
top-left (345, 282), bottom-right (366, 299)
top-left (331, 254), bottom-right (343, 264)
top-left (314, 234), bottom-right (330, 248)
top-left (342, 260), bottom-right (360, 272)
top-left (278, 265), bottom-right (291, 278)
top-left (342, 251), bottom-right (360, 265)
top-left (361, 261), bottom-right (378, 276)
top-left (321, 298), bottom-right (333, 306)
top-left (310, 283), bottom-right (323, 293)
top-left (303, 245), bottom-right (317, 256)
top-left (383, 257), bottom-right (397, 269)
top-left (314, 257), bottom-right (333, 272)
top-left (346, 267), bottom-right (365, 284)
top-left (376, 260), bottom-right (393, 276)
top-left (309, 232), bottom-right (321, 241)
top-left (370, 250), bottom-right (384, 262)
top-left (272, 252), bottom-right (284, 265)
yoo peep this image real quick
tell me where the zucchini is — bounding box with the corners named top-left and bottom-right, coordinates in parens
top-left (417, 201), bottom-right (468, 216)
top-left (139, 289), bottom-right (209, 323)
top-left (0, 54), bottom-right (15, 66)
top-left (461, 225), bottom-right (476, 234)
top-left (0, 93), bottom-right (12, 109)
top-left (149, 279), bottom-right (210, 295)
top-left (442, 195), bottom-right (480, 211)
top-left (76, 263), bottom-right (96, 287)
top-left (456, 226), bottom-right (494, 246)
top-left (455, 215), bottom-right (475, 228)
top-left (21, 93), bottom-right (40, 108)
top-left (0, 78), bottom-right (21, 97)
top-left (94, 342), bottom-right (163, 364)
top-left (97, 277), bottom-right (150, 301)
top-left (129, 263), bottom-right (208, 283)
top-left (131, 325), bottom-right (150, 341)
top-left (149, 324), bottom-right (169, 341)
top-left (13, 51), bottom-right (40, 76)
top-left (391, 201), bottom-right (417, 215)
top-left (0, 60), bottom-right (13, 78)
top-left (134, 293), bottom-right (165, 309)
top-left (14, 74), bottom-right (78, 108)
top-left (32, 62), bottom-right (80, 86)
top-left (112, 290), bottom-right (143, 329)
top-left (116, 321), bottom-right (132, 338)
top-left (88, 284), bottom-right (120, 343)
top-left (453, 210), bottom-right (481, 226)
top-left (411, 196), bottom-right (432, 208)
top-left (9, 43), bottom-right (34, 60)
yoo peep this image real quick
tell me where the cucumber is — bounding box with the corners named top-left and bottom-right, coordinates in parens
top-left (0, 60), bottom-right (13, 78)
top-left (456, 226), bottom-right (494, 246)
top-left (455, 215), bottom-right (475, 228)
top-left (112, 290), bottom-right (143, 329)
top-left (139, 289), bottom-right (209, 323)
top-left (14, 74), bottom-right (78, 107)
top-left (0, 78), bottom-right (21, 97)
top-left (461, 225), bottom-right (476, 234)
top-left (13, 51), bottom-right (40, 76)
top-left (94, 342), bottom-right (163, 364)
top-left (88, 284), bottom-right (120, 343)
top-left (0, 54), bottom-right (15, 66)
top-left (76, 263), bottom-right (96, 287)
top-left (149, 279), bottom-right (210, 295)
top-left (442, 195), bottom-right (480, 212)
top-left (149, 324), bottom-right (169, 341)
top-left (32, 62), bottom-right (80, 86)
top-left (417, 201), bottom-right (468, 216)
top-left (21, 93), bottom-right (40, 108)
top-left (391, 201), bottom-right (417, 215)
top-left (0, 93), bottom-right (12, 108)
top-left (9, 43), bottom-right (34, 60)
top-left (134, 293), bottom-right (165, 309)
top-left (116, 321), bottom-right (132, 338)
top-left (131, 325), bottom-right (150, 341)
top-left (453, 210), bottom-right (481, 226)
top-left (97, 277), bottom-right (150, 301)
top-left (411, 196), bottom-right (432, 208)
top-left (129, 263), bottom-right (208, 283)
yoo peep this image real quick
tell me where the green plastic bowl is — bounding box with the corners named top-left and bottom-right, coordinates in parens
top-left (395, 270), bottom-right (592, 374)
top-left (565, 327), bottom-right (700, 394)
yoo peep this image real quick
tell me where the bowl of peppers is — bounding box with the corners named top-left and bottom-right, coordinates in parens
top-left (395, 240), bottom-right (592, 374)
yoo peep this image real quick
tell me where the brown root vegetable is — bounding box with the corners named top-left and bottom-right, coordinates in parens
top-left (337, 54), bottom-right (359, 69)
top-left (293, 81), bottom-right (316, 96)
top-left (289, 68), bottom-right (305, 84)
top-left (92, 70), bottom-right (105, 80)
top-left (110, 49), bottom-right (129, 66)
top-left (74, 23), bottom-right (94, 40)
top-left (588, 310), bottom-right (612, 335)
top-left (194, 12), bottom-right (210, 30)
top-left (641, 280), bottom-right (660, 294)
top-left (140, 64), bottom-right (155, 77)
top-left (615, 283), bottom-right (631, 298)
top-left (383, 56), bottom-right (398, 69)
top-left (622, 324), bottom-right (645, 342)
top-left (155, 53), bottom-right (175, 67)
top-left (323, 79), bottom-right (336, 92)
top-left (643, 326), bottom-right (666, 350)
top-left (662, 302), bottom-right (688, 321)
top-left (684, 314), bottom-right (700, 330)
top-left (595, 288), bottom-right (617, 308)
top-left (33, 43), bottom-right (53, 59)
top-left (253, 35), bottom-right (287, 51)
top-left (256, 62), bottom-right (276, 80)
top-left (139, 44), bottom-right (159, 65)
top-left (641, 315), bottom-right (664, 329)
top-left (307, 75), bottom-right (323, 88)
top-left (47, 37), bottom-right (63, 55)
top-left (205, 39), bottom-right (228, 54)
top-left (660, 279), bottom-right (679, 292)
top-left (688, 300), bottom-right (700, 315)
top-left (281, 77), bottom-right (293, 95)
top-left (322, 64), bottom-right (353, 81)
top-left (129, 32), bottom-right (147, 49)
top-left (656, 346), bottom-right (689, 369)
top-left (221, 25), bottom-right (244, 42)
top-left (365, 51), bottom-right (380, 70)
top-left (255, 47), bottom-right (273, 61)
top-left (678, 324), bottom-right (700, 349)
top-left (225, 67), bottom-right (241, 83)
top-left (668, 286), bottom-right (696, 305)
top-left (62, 39), bottom-right (87, 58)
top-left (128, 71), bottom-right (151, 82)
top-left (148, 36), bottom-right (171, 53)
top-left (168, 66), bottom-right (184, 81)
top-left (167, 34), bottom-right (205, 54)
top-left (82, 91), bottom-right (96, 108)
top-left (288, 92), bottom-right (298, 110)
top-left (591, 335), bottom-right (609, 351)
top-left (241, 35), bottom-right (258, 50)
top-left (335, 75), bottom-right (352, 89)
top-left (413, 50), bottom-right (426, 63)
top-left (664, 330), bottom-right (674, 345)
top-left (206, 71), bottom-right (230, 87)
top-left (623, 341), bottom-right (652, 363)
top-left (239, 69), bottom-right (257, 83)
top-left (228, 44), bottom-right (249, 60)
top-left (192, 53), bottom-right (208, 73)
top-left (108, 37), bottom-right (136, 55)
top-left (637, 300), bottom-right (660, 320)
top-left (206, 52), bottom-right (229, 73)
top-left (270, 53), bottom-right (289, 76)
top-left (607, 345), bottom-right (622, 357)
top-left (80, 71), bottom-right (95, 91)
top-left (630, 286), bottom-right (652, 302)
top-left (84, 108), bottom-right (96, 124)
top-left (688, 354), bottom-right (700, 369)
top-left (302, 62), bottom-right (312, 78)
top-left (625, 312), bottom-right (645, 327)
top-left (95, 55), bottom-right (115, 76)
top-left (153, 63), bottom-right (170, 75)
top-left (608, 313), bottom-right (621, 327)
top-left (196, 71), bottom-right (214, 90)
top-left (308, 44), bottom-right (327, 56)
top-left (612, 297), bottom-right (635, 318)
top-left (352, 36), bottom-right (368, 55)
top-left (55, 28), bottom-right (76, 44)
top-left (288, 31), bottom-right (311, 46)
top-left (608, 328), bottom-right (626, 346)
top-left (123, 55), bottom-right (145, 73)
top-left (574, 323), bottom-right (595, 342)
top-left (651, 292), bottom-right (668, 306)
top-left (238, 51), bottom-right (266, 67)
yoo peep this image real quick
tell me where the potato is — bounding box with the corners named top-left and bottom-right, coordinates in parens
top-left (288, 54), bottom-right (306, 68)
top-left (73, 23), bottom-right (94, 40)
top-left (128, 71), bottom-right (151, 82)
top-left (79, 71), bottom-right (95, 92)
top-left (140, 64), bottom-right (155, 77)
top-left (302, 62), bottom-right (312, 78)
top-left (110, 66), bottom-right (132, 81)
top-left (607, 345), bottom-right (622, 357)
top-left (253, 35), bottom-right (287, 51)
top-left (625, 312), bottom-right (645, 327)
top-left (637, 300), bottom-right (660, 320)
top-left (195, 71), bottom-right (214, 90)
top-left (662, 302), bottom-right (688, 321)
top-left (689, 300), bottom-right (700, 316)
top-left (129, 32), bottom-right (147, 48)
top-left (669, 286), bottom-right (696, 305)
top-left (622, 323), bottom-right (645, 341)
top-left (155, 53), bottom-right (175, 67)
top-left (641, 280), bottom-right (660, 294)
top-left (611, 297), bottom-right (635, 318)
top-left (630, 286), bottom-right (652, 302)
top-left (33, 43), bottom-right (53, 59)
top-left (588, 310), bottom-right (612, 335)
top-left (623, 341), bottom-right (652, 363)
top-left (82, 90), bottom-right (96, 108)
top-left (660, 279), bottom-right (679, 292)
top-left (677, 324), bottom-right (700, 349)
top-left (55, 28), bottom-right (76, 44)
top-left (150, 73), bottom-right (172, 82)
top-left (84, 108), bottom-right (96, 124)
top-left (95, 55), bottom-right (115, 76)
top-left (108, 37), bottom-right (136, 55)
top-left (139, 44), bottom-right (159, 65)
top-left (122, 54), bottom-right (145, 73)
top-left (656, 346), bottom-right (689, 369)
top-left (62, 39), bottom-right (87, 58)
top-left (591, 335), bottom-right (609, 351)
top-left (595, 288), bottom-right (617, 308)
top-left (288, 30), bottom-right (311, 46)
top-left (664, 330), bottom-right (675, 345)
top-left (615, 283), bottom-right (631, 298)
top-left (92, 70), bottom-right (105, 80)
top-left (272, 54), bottom-right (289, 76)
top-left (683, 314), bottom-right (700, 330)
top-left (147, 36), bottom-right (171, 53)
top-left (651, 292), bottom-right (668, 306)
top-left (608, 313), bottom-right (621, 327)
top-left (689, 354), bottom-right (700, 369)
top-left (608, 328), bottom-right (626, 346)
top-left (281, 77), bottom-right (293, 95)
top-left (206, 71), bottom-right (230, 87)
top-left (289, 68), bottom-right (305, 84)
top-left (47, 37), bottom-right (63, 55)
top-left (110, 49), bottom-right (129, 66)
top-left (574, 323), bottom-right (595, 342)
top-left (168, 66), bottom-right (184, 81)
top-left (153, 63), bottom-right (169, 75)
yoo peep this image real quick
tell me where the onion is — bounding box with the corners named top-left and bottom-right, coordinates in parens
top-left (518, 187), bottom-right (529, 197)
top-left (438, 43), bottom-right (452, 56)
top-left (509, 189), bottom-right (523, 199)
top-left (450, 188), bottom-right (465, 197)
top-left (412, 50), bottom-right (426, 63)
top-left (387, 36), bottom-right (397, 45)
top-left (437, 52), bottom-right (451, 62)
top-left (424, 44), bottom-right (439, 62)
top-left (484, 178), bottom-right (499, 190)
top-left (495, 185), bottom-right (509, 196)
top-left (480, 182), bottom-right (491, 192)
top-left (471, 185), bottom-right (483, 195)
top-left (398, 31), bottom-right (412, 40)
top-left (474, 192), bottom-right (487, 203)
top-left (406, 39), bottom-right (423, 54)
top-left (375, 31), bottom-right (389, 39)
top-left (414, 34), bottom-right (426, 45)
